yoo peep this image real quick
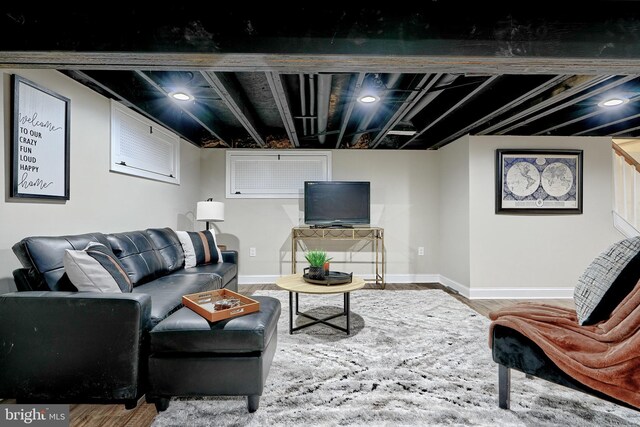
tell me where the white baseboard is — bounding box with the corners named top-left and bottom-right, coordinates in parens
top-left (239, 274), bottom-right (574, 299)
top-left (380, 273), bottom-right (440, 284)
top-left (238, 275), bottom-right (280, 285)
top-left (438, 275), bottom-right (471, 298)
top-left (437, 275), bottom-right (573, 299)
top-left (467, 287), bottom-right (574, 299)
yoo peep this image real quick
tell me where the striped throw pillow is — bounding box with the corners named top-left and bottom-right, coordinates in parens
top-left (63, 242), bottom-right (133, 293)
top-left (175, 230), bottom-right (223, 268)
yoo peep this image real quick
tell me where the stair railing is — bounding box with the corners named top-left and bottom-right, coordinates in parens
top-left (612, 142), bottom-right (640, 235)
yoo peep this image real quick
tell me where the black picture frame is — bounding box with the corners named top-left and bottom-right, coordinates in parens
top-left (496, 149), bottom-right (583, 214)
top-left (10, 75), bottom-right (70, 200)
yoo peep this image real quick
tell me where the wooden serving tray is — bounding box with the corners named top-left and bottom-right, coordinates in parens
top-left (182, 289), bottom-right (260, 322)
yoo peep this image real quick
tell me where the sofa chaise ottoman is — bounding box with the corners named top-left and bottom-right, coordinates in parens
top-left (0, 226), bottom-right (264, 409)
top-left (147, 296), bottom-right (280, 412)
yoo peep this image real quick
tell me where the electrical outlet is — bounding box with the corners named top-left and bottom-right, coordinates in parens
top-left (249, 247), bottom-right (256, 257)
top-left (418, 247), bottom-right (425, 256)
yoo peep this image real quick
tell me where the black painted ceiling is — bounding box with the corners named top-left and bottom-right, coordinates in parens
top-left (4, 4), bottom-right (640, 149)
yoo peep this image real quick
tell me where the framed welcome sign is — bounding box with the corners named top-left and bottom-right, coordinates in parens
top-left (11, 75), bottom-right (70, 200)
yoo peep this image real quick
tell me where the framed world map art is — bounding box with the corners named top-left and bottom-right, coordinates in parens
top-left (495, 149), bottom-right (583, 214)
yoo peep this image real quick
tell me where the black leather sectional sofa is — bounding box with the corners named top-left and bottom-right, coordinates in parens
top-left (0, 227), bottom-right (239, 408)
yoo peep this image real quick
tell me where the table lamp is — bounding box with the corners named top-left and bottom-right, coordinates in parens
top-left (196, 198), bottom-right (225, 230)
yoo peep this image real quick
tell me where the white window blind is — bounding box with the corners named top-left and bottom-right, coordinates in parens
top-left (226, 150), bottom-right (332, 198)
top-left (110, 100), bottom-right (180, 184)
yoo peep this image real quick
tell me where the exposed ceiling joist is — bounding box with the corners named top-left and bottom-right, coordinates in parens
top-left (369, 73), bottom-right (440, 149)
top-left (535, 93), bottom-right (640, 135)
top-left (478, 75), bottom-right (614, 135)
top-left (577, 112), bottom-right (640, 136)
top-left (402, 76), bottom-right (500, 149)
top-left (66, 70), bottom-right (201, 147)
top-left (495, 74), bottom-right (640, 135)
top-left (61, 68), bottom-right (640, 150)
top-left (265, 72), bottom-right (299, 147)
top-left (613, 121), bottom-right (640, 136)
top-left (134, 70), bottom-right (227, 144)
top-left (534, 110), bottom-right (606, 136)
top-left (433, 75), bottom-right (569, 147)
top-left (336, 73), bottom-right (366, 148)
top-left (201, 71), bottom-right (265, 147)
top-left (299, 74), bottom-right (309, 136)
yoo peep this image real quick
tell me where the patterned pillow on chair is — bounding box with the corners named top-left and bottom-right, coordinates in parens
top-left (574, 236), bottom-right (640, 325)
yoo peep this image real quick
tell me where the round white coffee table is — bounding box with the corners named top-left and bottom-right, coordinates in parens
top-left (275, 274), bottom-right (365, 335)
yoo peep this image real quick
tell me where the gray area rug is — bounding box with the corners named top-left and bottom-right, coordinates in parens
top-left (152, 289), bottom-right (640, 426)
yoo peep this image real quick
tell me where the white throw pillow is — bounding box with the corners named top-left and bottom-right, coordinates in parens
top-left (175, 230), bottom-right (223, 269)
top-left (63, 242), bottom-right (132, 293)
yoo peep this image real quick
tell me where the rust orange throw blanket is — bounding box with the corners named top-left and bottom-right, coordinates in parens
top-left (489, 279), bottom-right (640, 409)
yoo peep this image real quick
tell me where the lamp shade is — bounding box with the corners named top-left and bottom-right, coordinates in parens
top-left (196, 201), bottom-right (224, 222)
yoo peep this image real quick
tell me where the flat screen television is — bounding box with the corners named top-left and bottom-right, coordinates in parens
top-left (304, 181), bottom-right (370, 227)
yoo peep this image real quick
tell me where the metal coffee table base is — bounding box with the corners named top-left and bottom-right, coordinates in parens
top-left (288, 291), bottom-right (351, 334)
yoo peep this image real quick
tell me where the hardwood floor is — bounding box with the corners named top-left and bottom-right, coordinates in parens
top-left (2, 283), bottom-right (574, 427)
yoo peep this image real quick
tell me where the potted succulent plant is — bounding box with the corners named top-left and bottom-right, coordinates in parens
top-left (304, 250), bottom-right (332, 280)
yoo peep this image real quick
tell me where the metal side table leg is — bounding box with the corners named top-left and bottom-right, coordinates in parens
top-left (345, 292), bottom-right (351, 334)
top-left (289, 291), bottom-right (294, 334)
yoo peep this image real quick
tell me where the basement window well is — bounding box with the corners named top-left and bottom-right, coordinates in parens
top-left (110, 100), bottom-right (180, 184)
top-left (226, 150), bottom-right (331, 198)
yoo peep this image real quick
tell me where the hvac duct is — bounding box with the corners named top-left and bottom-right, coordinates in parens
top-left (316, 74), bottom-right (332, 144)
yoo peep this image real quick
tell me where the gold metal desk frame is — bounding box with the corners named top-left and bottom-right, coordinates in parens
top-left (291, 226), bottom-right (385, 288)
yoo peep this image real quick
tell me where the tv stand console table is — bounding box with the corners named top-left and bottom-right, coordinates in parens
top-left (291, 226), bottom-right (385, 288)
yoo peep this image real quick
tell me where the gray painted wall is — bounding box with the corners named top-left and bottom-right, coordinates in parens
top-left (468, 135), bottom-right (621, 296)
top-left (200, 149), bottom-right (439, 281)
top-left (438, 135), bottom-right (471, 287)
top-left (437, 134), bottom-right (621, 297)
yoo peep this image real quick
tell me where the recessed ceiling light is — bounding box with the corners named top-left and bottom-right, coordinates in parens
top-left (169, 91), bottom-right (193, 101)
top-left (598, 97), bottom-right (628, 108)
top-left (358, 94), bottom-right (379, 104)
